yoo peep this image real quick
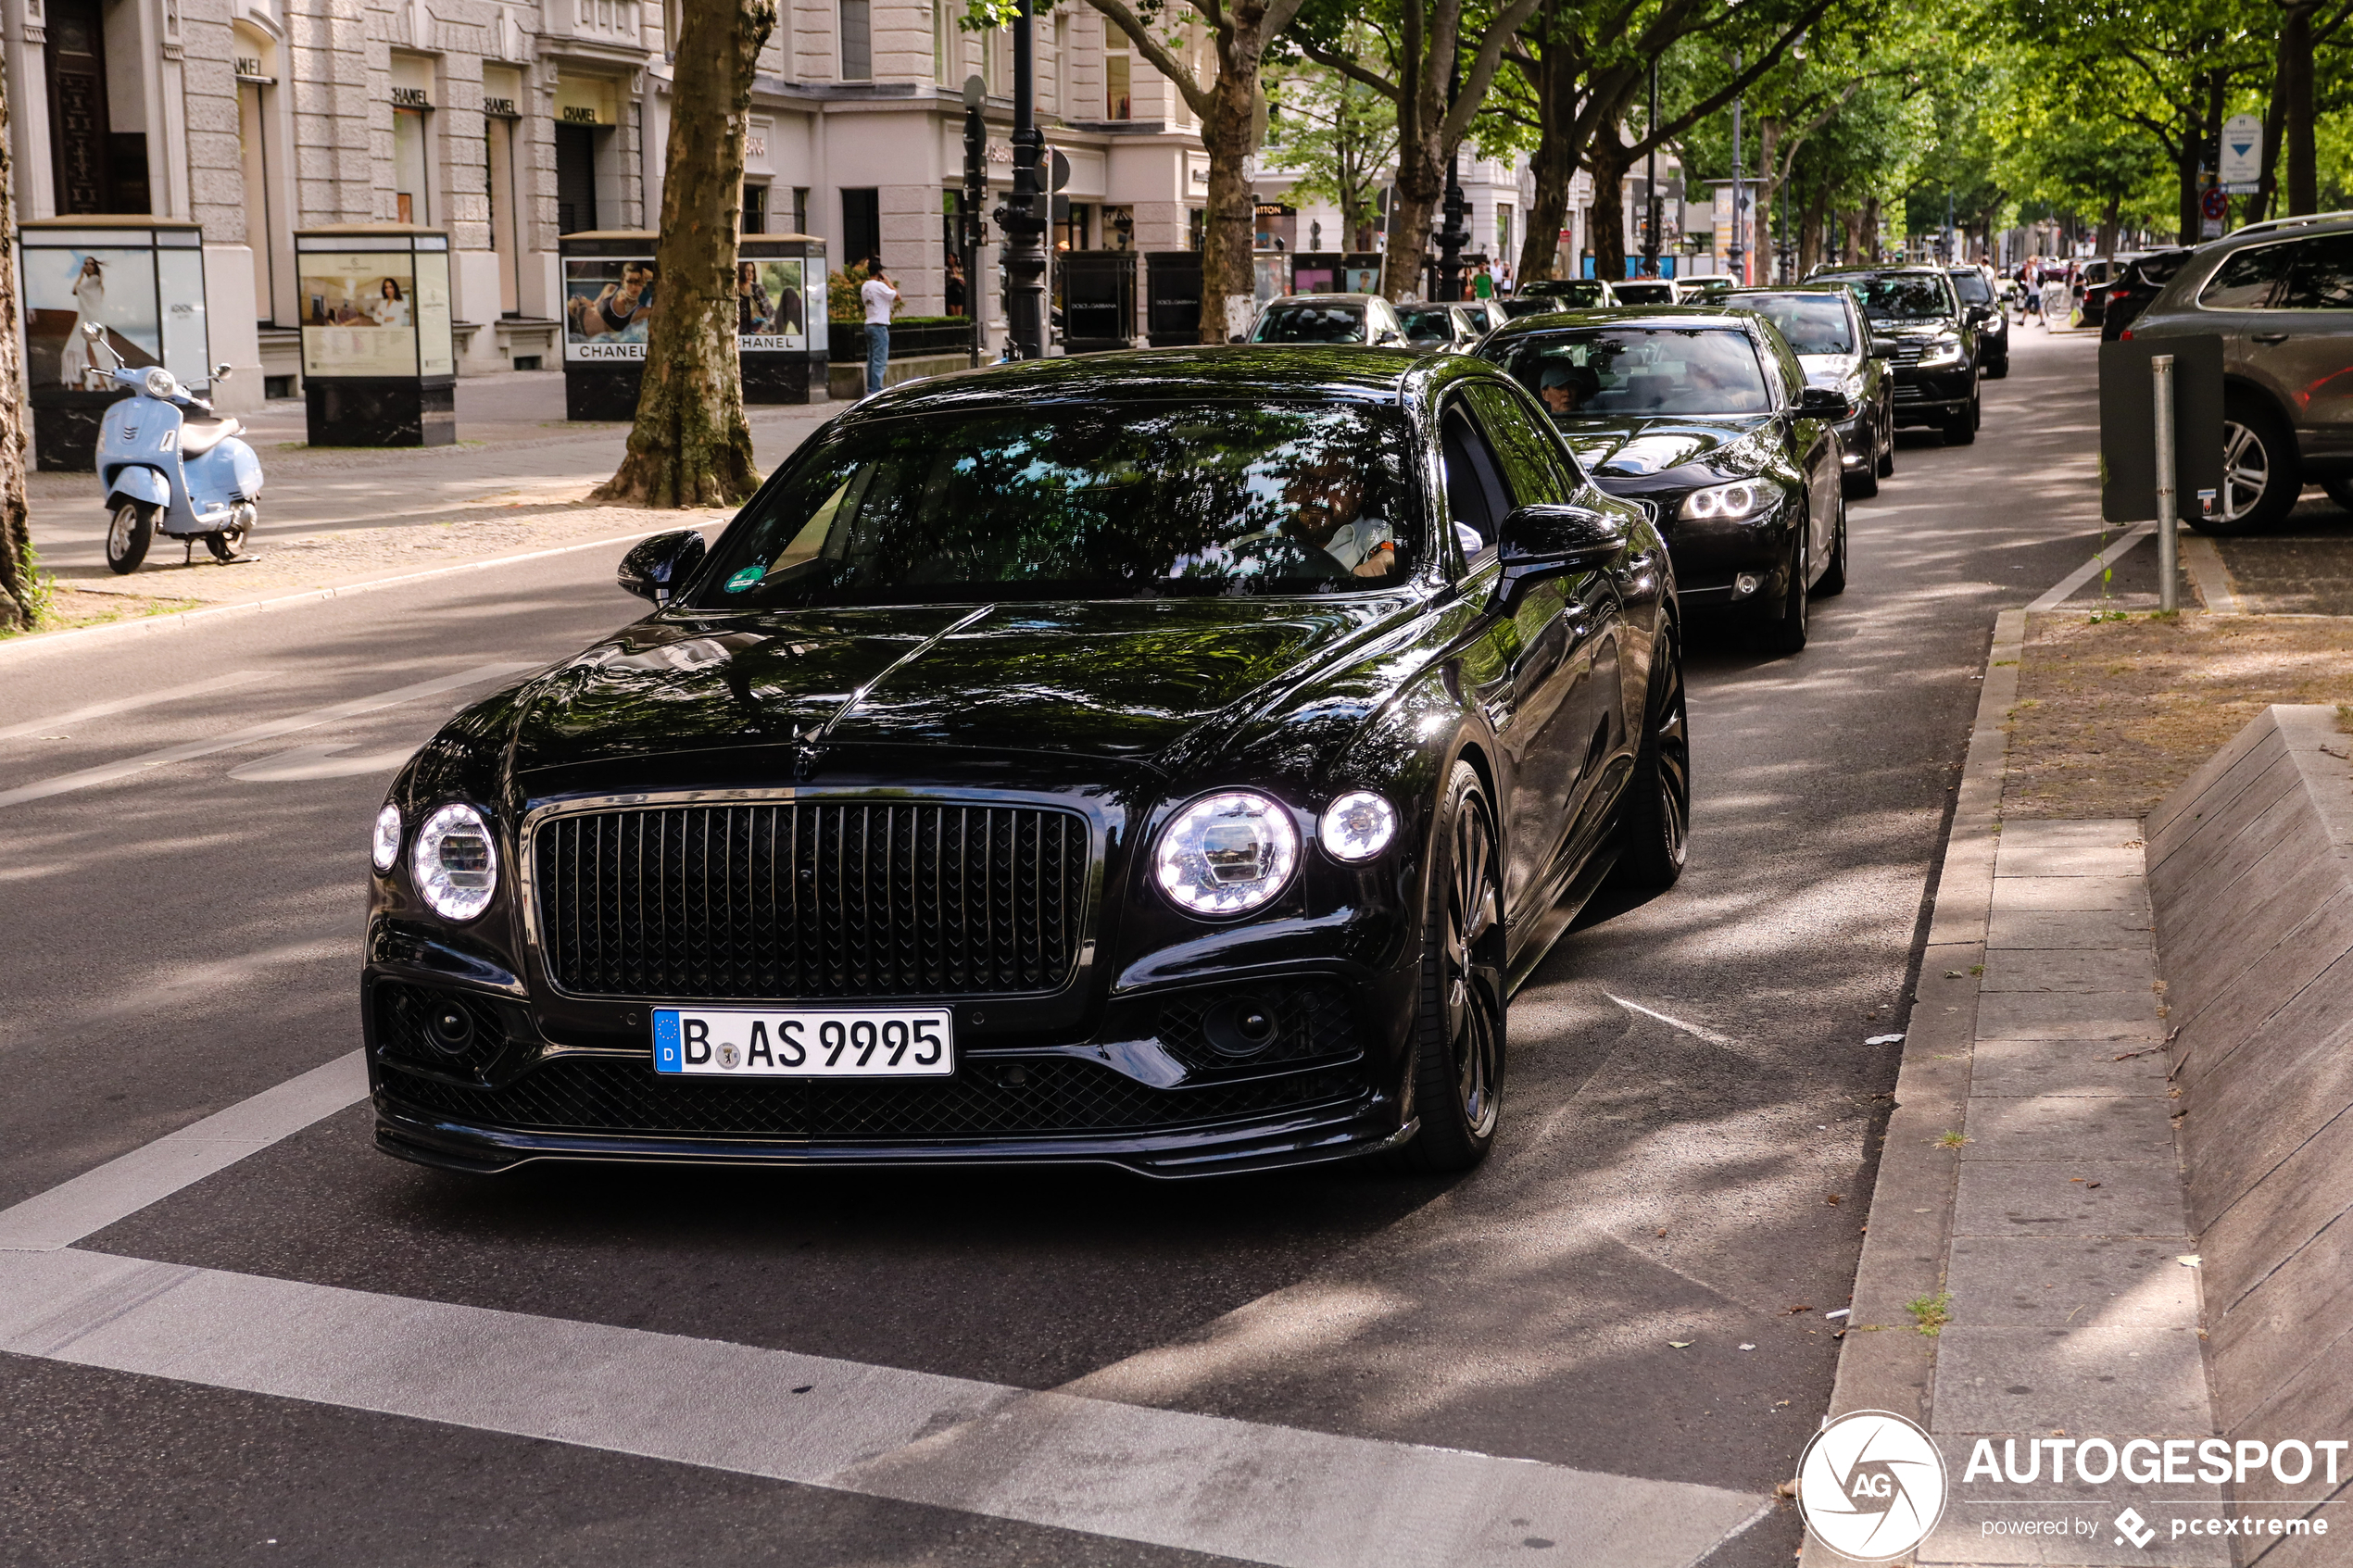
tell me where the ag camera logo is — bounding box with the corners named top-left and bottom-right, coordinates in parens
top-left (1797, 1410), bottom-right (1949, 1561)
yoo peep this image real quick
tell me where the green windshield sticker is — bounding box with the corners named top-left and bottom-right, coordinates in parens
top-left (724, 566), bottom-right (763, 593)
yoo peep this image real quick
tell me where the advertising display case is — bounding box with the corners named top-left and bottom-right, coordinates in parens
top-left (294, 225), bottom-right (457, 446)
top-left (1144, 251), bottom-right (1202, 346)
top-left (19, 216), bottom-right (211, 470)
top-left (1289, 253), bottom-right (1385, 296)
top-left (562, 231), bottom-right (830, 419)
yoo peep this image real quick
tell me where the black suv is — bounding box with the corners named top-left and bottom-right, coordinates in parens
top-left (1811, 267), bottom-right (1982, 445)
top-left (1947, 266), bottom-right (2007, 378)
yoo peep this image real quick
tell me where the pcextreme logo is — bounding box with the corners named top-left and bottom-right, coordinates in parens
top-left (1797, 1410), bottom-right (1950, 1562)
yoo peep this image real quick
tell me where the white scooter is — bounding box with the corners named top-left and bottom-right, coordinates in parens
top-left (84, 322), bottom-right (263, 574)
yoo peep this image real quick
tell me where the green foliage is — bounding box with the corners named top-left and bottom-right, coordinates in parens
top-left (1264, 38), bottom-right (1399, 248)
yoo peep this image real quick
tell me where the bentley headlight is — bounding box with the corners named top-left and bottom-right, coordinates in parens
top-left (1680, 479), bottom-right (1765, 521)
top-left (1320, 791), bottom-right (1398, 862)
top-left (1918, 339), bottom-right (1964, 368)
top-left (142, 367), bottom-right (179, 401)
top-left (411, 803), bottom-right (498, 921)
top-left (1155, 792), bottom-right (1300, 915)
top-left (371, 803), bottom-right (402, 873)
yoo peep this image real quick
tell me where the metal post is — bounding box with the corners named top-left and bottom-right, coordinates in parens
top-left (1000, 0), bottom-right (1047, 360)
top-left (962, 76), bottom-right (988, 369)
top-left (1435, 62), bottom-right (1467, 301)
top-left (1642, 56), bottom-right (1661, 276)
top-left (2153, 354), bottom-right (2179, 613)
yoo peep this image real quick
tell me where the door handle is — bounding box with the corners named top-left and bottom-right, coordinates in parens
top-left (2251, 332), bottom-right (2290, 345)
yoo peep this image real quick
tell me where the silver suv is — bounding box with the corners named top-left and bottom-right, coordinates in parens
top-left (2127, 212), bottom-right (2353, 530)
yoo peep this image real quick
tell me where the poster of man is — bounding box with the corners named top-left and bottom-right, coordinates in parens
top-left (564, 257), bottom-right (658, 359)
top-left (299, 254), bottom-right (421, 377)
top-left (21, 248), bottom-right (162, 390)
top-left (736, 257), bottom-right (806, 350)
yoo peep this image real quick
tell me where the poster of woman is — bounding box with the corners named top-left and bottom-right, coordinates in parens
top-left (737, 258), bottom-right (806, 350)
top-left (298, 254), bottom-right (421, 376)
top-left (563, 258), bottom-right (658, 359)
top-left (20, 248), bottom-right (163, 390)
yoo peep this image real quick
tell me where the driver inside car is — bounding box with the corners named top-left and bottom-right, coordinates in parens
top-left (1282, 456), bottom-right (1400, 578)
top-left (1536, 361), bottom-right (1591, 415)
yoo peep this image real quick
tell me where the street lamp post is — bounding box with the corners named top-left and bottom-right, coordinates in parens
top-left (996, 0), bottom-right (1048, 359)
top-left (1642, 56), bottom-right (1662, 277)
top-left (1728, 50), bottom-right (1745, 284)
top-left (962, 76), bottom-right (988, 369)
top-left (1435, 65), bottom-right (1468, 300)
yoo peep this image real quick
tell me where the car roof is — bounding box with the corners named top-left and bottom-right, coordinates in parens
top-left (1263, 294), bottom-right (1382, 307)
top-left (1812, 265), bottom-right (1946, 278)
top-left (844, 345), bottom-right (1486, 416)
top-left (1483, 306), bottom-right (1765, 342)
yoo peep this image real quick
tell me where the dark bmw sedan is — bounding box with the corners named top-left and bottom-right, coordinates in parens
top-left (364, 349), bottom-right (1689, 1179)
top-left (1476, 307), bottom-right (1850, 653)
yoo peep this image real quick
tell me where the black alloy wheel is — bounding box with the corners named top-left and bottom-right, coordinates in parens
top-left (1609, 646), bottom-right (1691, 891)
top-left (1401, 762), bottom-right (1506, 1173)
top-left (1814, 491), bottom-right (1849, 596)
top-left (105, 501), bottom-right (155, 575)
top-left (2202, 395), bottom-right (2301, 534)
top-left (1987, 354), bottom-right (2010, 380)
top-left (1845, 433), bottom-right (1881, 499)
top-left (1755, 523), bottom-right (1810, 655)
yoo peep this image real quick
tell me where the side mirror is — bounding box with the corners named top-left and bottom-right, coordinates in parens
top-left (1868, 341), bottom-right (1895, 359)
top-left (213, 361), bottom-right (233, 383)
top-left (618, 530), bottom-right (708, 606)
top-left (1375, 329), bottom-right (1403, 346)
top-left (1494, 503), bottom-right (1628, 606)
top-left (1797, 384), bottom-right (1856, 420)
top-left (1966, 304), bottom-right (1992, 324)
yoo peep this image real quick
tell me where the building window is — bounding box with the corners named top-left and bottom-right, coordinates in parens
top-left (44, 0), bottom-right (149, 213)
top-left (1187, 207), bottom-right (1203, 250)
top-left (933, 0), bottom-right (950, 82)
top-left (843, 187), bottom-right (881, 270)
top-left (238, 79), bottom-right (274, 320)
top-left (486, 114), bottom-right (521, 311)
top-left (839, 0), bottom-right (871, 80)
top-left (1052, 12), bottom-right (1068, 116)
top-left (742, 182), bottom-right (768, 234)
top-left (1105, 49), bottom-right (1130, 119)
top-left (393, 107), bottom-right (431, 223)
top-left (792, 187), bottom-right (810, 235)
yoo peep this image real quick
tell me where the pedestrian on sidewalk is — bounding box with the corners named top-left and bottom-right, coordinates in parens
top-left (861, 258), bottom-right (900, 396)
top-left (1472, 260), bottom-right (1496, 302)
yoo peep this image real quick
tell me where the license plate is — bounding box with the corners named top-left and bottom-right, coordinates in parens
top-left (651, 1007), bottom-right (954, 1078)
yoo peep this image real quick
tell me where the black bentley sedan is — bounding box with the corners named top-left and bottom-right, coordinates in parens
top-left (1475, 307), bottom-right (1850, 653)
top-left (364, 349), bottom-right (1688, 1179)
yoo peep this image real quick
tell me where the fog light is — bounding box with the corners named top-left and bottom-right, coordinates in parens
top-left (1734, 573), bottom-right (1763, 598)
top-left (1204, 995), bottom-right (1281, 1059)
top-left (427, 1001), bottom-right (477, 1056)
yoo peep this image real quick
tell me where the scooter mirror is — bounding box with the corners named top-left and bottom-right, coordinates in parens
top-left (213, 363), bottom-right (233, 383)
top-left (82, 322), bottom-right (103, 340)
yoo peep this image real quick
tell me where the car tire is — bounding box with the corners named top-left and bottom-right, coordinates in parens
top-left (106, 501), bottom-right (155, 575)
top-left (1399, 761), bottom-right (1505, 1173)
top-left (2201, 395), bottom-right (2302, 534)
top-left (2323, 476), bottom-right (2353, 515)
top-left (1755, 526), bottom-right (1810, 655)
top-left (1944, 401), bottom-right (1977, 446)
top-left (1609, 642), bottom-right (1691, 893)
top-left (1877, 411), bottom-right (1896, 477)
top-left (1814, 494), bottom-right (1849, 596)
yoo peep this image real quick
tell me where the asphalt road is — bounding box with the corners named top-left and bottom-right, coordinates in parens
top-left (0, 327), bottom-right (2122, 1568)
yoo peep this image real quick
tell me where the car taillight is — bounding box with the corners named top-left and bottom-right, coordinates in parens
top-left (2120, 327), bottom-right (2133, 340)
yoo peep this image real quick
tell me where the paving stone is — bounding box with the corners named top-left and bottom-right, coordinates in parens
top-left (1988, 909), bottom-right (2158, 951)
top-left (1976, 989), bottom-right (2164, 1041)
top-left (1996, 845), bottom-right (2150, 879)
top-left (2000, 819), bottom-right (2144, 848)
top-left (1960, 1097), bottom-right (2179, 1162)
top-left (1946, 1236), bottom-right (2199, 1327)
top-left (1969, 1037), bottom-right (2171, 1098)
top-left (1993, 877), bottom-right (2155, 914)
top-left (1932, 1325), bottom-right (2214, 1434)
top-left (1953, 1162), bottom-right (2191, 1238)
top-left (1922, 1469), bottom-right (2230, 1567)
top-left (1982, 948), bottom-right (2158, 993)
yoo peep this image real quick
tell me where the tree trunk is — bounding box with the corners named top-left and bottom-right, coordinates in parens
top-left (2097, 193), bottom-right (2120, 257)
top-left (1586, 130), bottom-right (1629, 282)
top-left (1858, 195), bottom-right (1880, 263)
top-left (2175, 105), bottom-right (2199, 245)
top-left (2282, 1), bottom-right (2317, 214)
top-left (0, 60), bottom-right (33, 633)
top-left (1799, 182), bottom-right (1827, 274)
top-left (2253, 43), bottom-right (2288, 224)
top-left (1199, 73), bottom-right (1257, 342)
top-left (1513, 20), bottom-right (1582, 283)
top-left (593, 0), bottom-right (775, 508)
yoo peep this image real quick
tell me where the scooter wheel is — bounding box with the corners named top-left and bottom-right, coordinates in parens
top-left (106, 501), bottom-right (155, 575)
top-left (205, 527), bottom-right (248, 562)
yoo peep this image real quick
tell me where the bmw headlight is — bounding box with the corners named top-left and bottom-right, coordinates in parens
top-left (371, 803), bottom-right (402, 873)
top-left (1155, 792), bottom-right (1300, 915)
top-left (1918, 340), bottom-right (1964, 368)
top-left (1680, 479), bottom-right (1766, 521)
top-left (411, 803), bottom-right (498, 922)
top-left (1320, 791), bottom-right (1398, 862)
top-left (142, 367), bottom-right (179, 401)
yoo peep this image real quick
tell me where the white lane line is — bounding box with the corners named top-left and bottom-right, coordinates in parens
top-left (0, 671), bottom-right (272, 741)
top-left (0, 661), bottom-right (536, 809)
top-left (1603, 993), bottom-right (1741, 1048)
top-left (0, 1053), bottom-right (368, 1250)
top-left (0, 1247), bottom-right (1768, 1568)
top-left (2025, 523), bottom-right (2153, 612)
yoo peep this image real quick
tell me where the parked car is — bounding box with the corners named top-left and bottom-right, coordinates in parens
top-left (1399, 303), bottom-right (1486, 349)
top-left (1681, 276), bottom-right (1738, 304)
top-left (2097, 248), bottom-right (2195, 341)
top-left (1730, 286), bottom-right (1898, 496)
top-left (1946, 266), bottom-right (2008, 378)
top-left (362, 347), bottom-right (1690, 1180)
top-left (1477, 306), bottom-right (1852, 652)
top-left (2073, 256), bottom-right (2132, 325)
top-left (1501, 279), bottom-right (1620, 318)
top-left (1613, 279), bottom-right (1685, 306)
top-left (1249, 294), bottom-right (1409, 346)
top-left (1808, 266), bottom-right (1982, 445)
top-left (2126, 214), bottom-right (2353, 529)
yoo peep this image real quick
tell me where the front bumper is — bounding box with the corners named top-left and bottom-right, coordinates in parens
top-left (1834, 411), bottom-right (1873, 466)
top-left (1608, 492), bottom-right (1796, 611)
top-left (1892, 368), bottom-right (1971, 424)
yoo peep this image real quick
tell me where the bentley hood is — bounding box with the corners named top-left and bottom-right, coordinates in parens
top-left (497, 597), bottom-right (1404, 777)
top-left (1554, 415), bottom-right (1775, 482)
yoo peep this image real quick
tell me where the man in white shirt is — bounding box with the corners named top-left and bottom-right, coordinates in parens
top-left (861, 258), bottom-right (900, 395)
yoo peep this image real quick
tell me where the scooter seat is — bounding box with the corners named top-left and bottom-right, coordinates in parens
top-left (179, 417), bottom-right (245, 458)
